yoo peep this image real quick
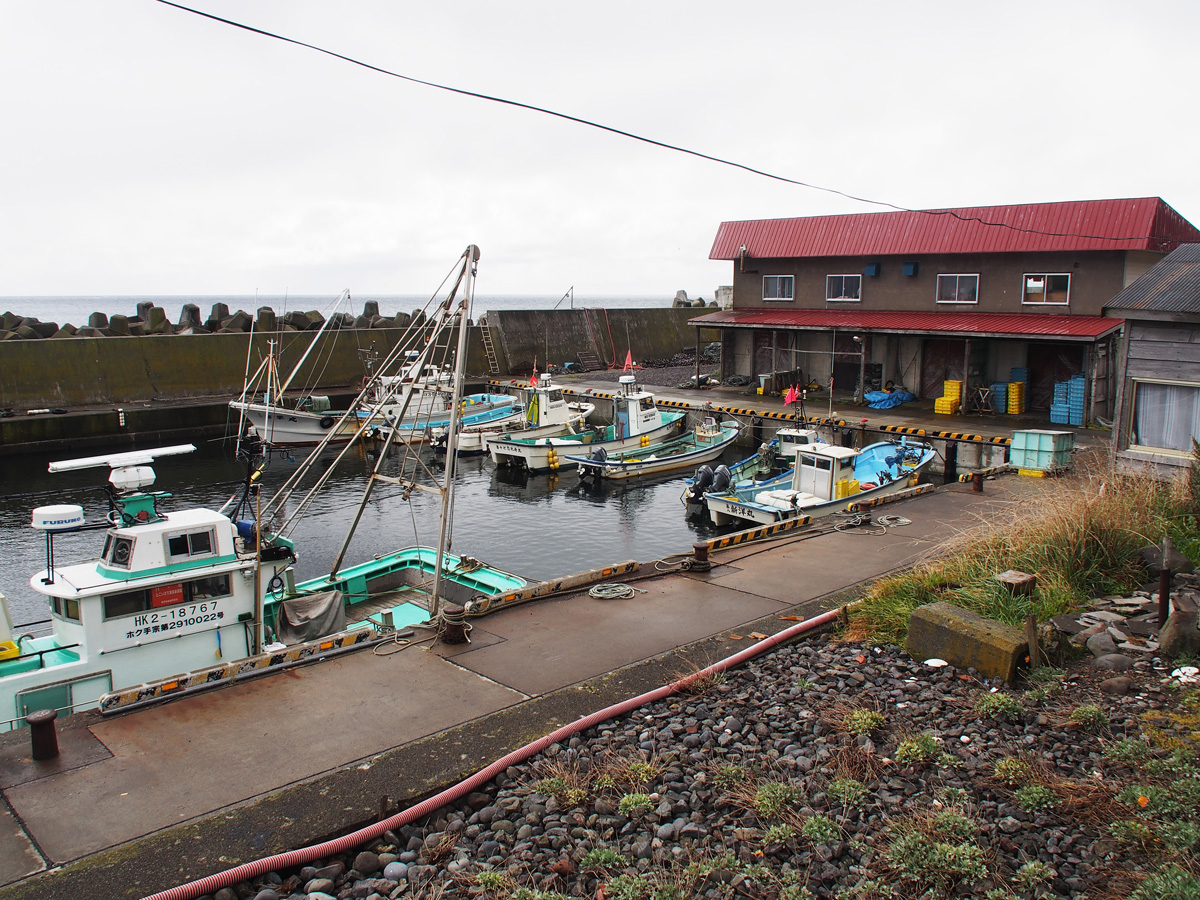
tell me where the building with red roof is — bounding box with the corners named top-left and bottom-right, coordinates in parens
top-left (693, 198), bottom-right (1200, 420)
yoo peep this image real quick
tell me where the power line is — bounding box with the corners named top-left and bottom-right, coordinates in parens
top-left (156, 1), bottom-right (1187, 244)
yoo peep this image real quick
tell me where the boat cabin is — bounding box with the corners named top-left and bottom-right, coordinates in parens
top-left (614, 374), bottom-right (665, 439)
top-left (791, 444), bottom-right (860, 500)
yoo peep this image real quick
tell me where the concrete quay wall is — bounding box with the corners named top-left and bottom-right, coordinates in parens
top-left (0, 309), bottom-right (715, 410)
top-left (482, 307), bottom-right (718, 372)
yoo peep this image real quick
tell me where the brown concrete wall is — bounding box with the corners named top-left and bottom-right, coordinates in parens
top-left (484, 308), bottom-right (719, 372)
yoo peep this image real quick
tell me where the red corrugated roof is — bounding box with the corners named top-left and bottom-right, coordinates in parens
top-left (710, 198), bottom-right (1200, 260)
top-left (690, 308), bottom-right (1124, 340)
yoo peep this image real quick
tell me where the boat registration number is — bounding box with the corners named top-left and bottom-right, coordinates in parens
top-left (130, 602), bottom-right (223, 633)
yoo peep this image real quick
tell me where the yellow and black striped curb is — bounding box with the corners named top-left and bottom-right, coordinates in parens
top-left (98, 628), bottom-right (379, 713)
top-left (488, 382), bottom-right (1013, 446)
top-left (705, 516), bottom-right (813, 549)
top-left (957, 464), bottom-right (1015, 481)
top-left (849, 483), bottom-right (937, 510)
top-left (469, 560), bottom-right (641, 614)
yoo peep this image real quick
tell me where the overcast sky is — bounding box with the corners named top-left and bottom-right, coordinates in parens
top-left (2, 1), bottom-right (1198, 300)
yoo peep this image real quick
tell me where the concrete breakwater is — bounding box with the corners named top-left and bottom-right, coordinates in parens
top-left (0, 305), bottom-right (718, 407)
top-left (0, 305), bottom-right (718, 452)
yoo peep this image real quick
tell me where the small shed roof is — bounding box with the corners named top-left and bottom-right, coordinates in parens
top-left (1105, 243), bottom-right (1200, 315)
top-left (710, 198), bottom-right (1200, 260)
top-left (690, 309), bottom-right (1124, 342)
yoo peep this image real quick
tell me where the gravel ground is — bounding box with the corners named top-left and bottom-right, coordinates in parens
top-left (199, 634), bottom-right (1200, 900)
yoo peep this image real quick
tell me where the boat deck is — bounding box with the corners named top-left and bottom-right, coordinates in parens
top-left (0, 473), bottom-right (1057, 899)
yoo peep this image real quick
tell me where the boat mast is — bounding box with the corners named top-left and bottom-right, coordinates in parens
top-left (273, 289), bottom-right (350, 400)
top-left (429, 244), bottom-right (479, 621)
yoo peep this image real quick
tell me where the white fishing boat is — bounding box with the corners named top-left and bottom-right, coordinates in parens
top-left (488, 375), bottom-right (686, 473)
top-left (229, 343), bottom-right (516, 448)
top-left (0, 246), bottom-right (530, 730)
top-left (704, 437), bottom-right (936, 526)
top-left (680, 425), bottom-right (826, 515)
top-left (431, 374), bottom-right (596, 456)
top-left (566, 417), bottom-right (740, 481)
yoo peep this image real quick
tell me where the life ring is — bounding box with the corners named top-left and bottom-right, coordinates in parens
top-left (319, 415), bottom-right (335, 429)
top-left (860, 482), bottom-right (877, 491)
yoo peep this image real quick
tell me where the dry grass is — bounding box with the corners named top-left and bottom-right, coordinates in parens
top-left (845, 456), bottom-right (1198, 644)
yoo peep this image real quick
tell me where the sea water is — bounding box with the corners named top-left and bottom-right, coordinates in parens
top-left (0, 437), bottom-right (739, 634)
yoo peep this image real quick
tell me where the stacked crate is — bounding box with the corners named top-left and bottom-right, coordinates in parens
top-left (1050, 374), bottom-right (1086, 426)
top-left (934, 379), bottom-right (962, 414)
top-left (1007, 367), bottom-right (1028, 415)
top-left (990, 381), bottom-right (1009, 414)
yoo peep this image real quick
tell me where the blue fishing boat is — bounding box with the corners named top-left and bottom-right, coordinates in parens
top-left (704, 437), bottom-right (936, 526)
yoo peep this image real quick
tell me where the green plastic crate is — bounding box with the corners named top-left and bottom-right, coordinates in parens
top-left (1010, 430), bottom-right (1074, 470)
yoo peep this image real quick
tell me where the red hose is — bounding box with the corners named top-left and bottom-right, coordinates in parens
top-left (143, 607), bottom-right (842, 900)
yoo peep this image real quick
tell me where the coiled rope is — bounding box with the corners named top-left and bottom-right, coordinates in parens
top-left (587, 583), bottom-right (639, 600)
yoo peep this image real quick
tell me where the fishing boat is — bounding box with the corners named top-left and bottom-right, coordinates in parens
top-left (488, 374), bottom-right (687, 473)
top-left (0, 246), bottom-right (529, 730)
top-left (680, 425), bottom-right (826, 516)
top-left (230, 350), bottom-right (516, 447)
top-left (566, 417), bottom-right (740, 481)
top-left (431, 373), bottom-right (596, 456)
top-left (704, 437), bottom-right (936, 526)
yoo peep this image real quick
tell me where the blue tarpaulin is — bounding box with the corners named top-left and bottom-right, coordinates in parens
top-left (865, 390), bottom-right (917, 409)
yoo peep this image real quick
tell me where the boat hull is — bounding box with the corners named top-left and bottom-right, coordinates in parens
top-left (489, 411), bottom-right (687, 472)
top-left (566, 424), bottom-right (739, 481)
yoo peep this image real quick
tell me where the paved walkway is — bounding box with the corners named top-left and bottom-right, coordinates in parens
top-left (0, 472), bottom-right (1048, 900)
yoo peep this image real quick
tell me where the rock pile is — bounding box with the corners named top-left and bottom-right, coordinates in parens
top-left (0, 302), bottom-right (423, 340)
top-left (193, 635), bottom-right (1200, 900)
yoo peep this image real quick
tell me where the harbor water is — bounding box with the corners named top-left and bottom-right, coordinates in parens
top-left (0, 437), bottom-right (742, 635)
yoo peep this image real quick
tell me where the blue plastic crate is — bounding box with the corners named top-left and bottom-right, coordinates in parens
top-left (1053, 383), bottom-right (1069, 402)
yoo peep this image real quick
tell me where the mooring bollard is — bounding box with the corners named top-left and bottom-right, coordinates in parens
top-left (691, 542), bottom-right (711, 572)
top-left (440, 604), bottom-right (470, 645)
top-left (972, 471), bottom-right (984, 492)
top-left (26, 708), bottom-right (59, 761)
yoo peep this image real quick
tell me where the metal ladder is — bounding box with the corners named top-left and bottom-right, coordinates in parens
top-left (480, 326), bottom-right (500, 375)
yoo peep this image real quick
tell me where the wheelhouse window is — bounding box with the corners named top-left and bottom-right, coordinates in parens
top-left (936, 274), bottom-right (979, 304)
top-left (106, 536), bottom-right (134, 569)
top-left (1022, 273), bottom-right (1070, 305)
top-left (103, 574), bottom-right (233, 620)
top-left (105, 589), bottom-right (149, 619)
top-left (166, 529), bottom-right (215, 560)
top-left (51, 597), bottom-right (81, 622)
top-left (1129, 380), bottom-right (1200, 455)
top-left (638, 397), bottom-right (657, 412)
top-left (762, 275), bottom-right (793, 301)
top-left (826, 275), bottom-right (861, 302)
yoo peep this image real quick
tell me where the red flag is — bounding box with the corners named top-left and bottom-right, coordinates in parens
top-left (784, 386), bottom-right (798, 405)
top-left (530, 370), bottom-right (538, 387)
top-left (622, 350), bottom-right (633, 371)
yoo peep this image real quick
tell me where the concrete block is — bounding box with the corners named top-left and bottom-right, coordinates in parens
top-left (906, 601), bottom-right (1027, 683)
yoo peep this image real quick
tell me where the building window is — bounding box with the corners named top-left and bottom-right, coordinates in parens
top-left (936, 274), bottom-right (979, 304)
top-left (762, 275), bottom-right (793, 301)
top-left (1022, 273), bottom-right (1070, 305)
top-left (826, 275), bottom-right (861, 302)
top-left (1129, 380), bottom-right (1200, 455)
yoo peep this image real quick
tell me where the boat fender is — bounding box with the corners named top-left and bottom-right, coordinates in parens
top-left (319, 415), bottom-right (335, 429)
top-left (711, 464), bottom-right (732, 493)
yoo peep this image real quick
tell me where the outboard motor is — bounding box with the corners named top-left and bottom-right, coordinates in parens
top-left (578, 445), bottom-right (607, 480)
top-left (685, 464), bottom-right (714, 503)
top-left (711, 464), bottom-right (732, 493)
